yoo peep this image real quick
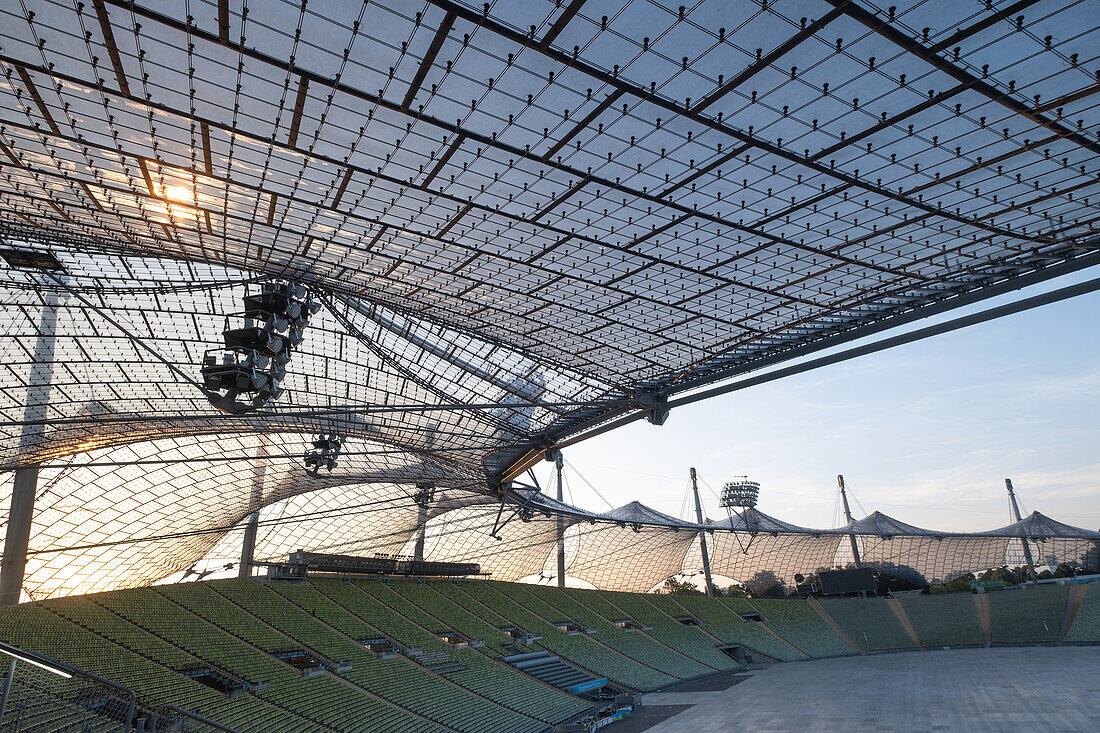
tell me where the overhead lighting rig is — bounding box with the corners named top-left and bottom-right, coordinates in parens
top-left (413, 483), bottom-right (436, 507)
top-left (304, 433), bottom-right (343, 475)
top-left (200, 281), bottom-right (322, 413)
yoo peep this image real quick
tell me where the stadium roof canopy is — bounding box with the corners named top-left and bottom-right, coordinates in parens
top-left (1, 0), bottom-right (1098, 599)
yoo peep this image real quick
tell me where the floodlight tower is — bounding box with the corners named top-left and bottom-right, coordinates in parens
top-left (200, 280), bottom-right (321, 413)
top-left (304, 434), bottom-right (343, 475)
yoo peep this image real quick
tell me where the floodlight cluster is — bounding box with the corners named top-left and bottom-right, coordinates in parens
top-left (720, 479), bottom-right (761, 509)
top-left (304, 434), bottom-right (343, 475)
top-left (200, 281), bottom-right (322, 413)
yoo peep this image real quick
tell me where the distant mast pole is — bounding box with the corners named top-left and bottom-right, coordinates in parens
top-left (1005, 479), bottom-right (1037, 581)
top-left (690, 468), bottom-right (714, 597)
top-left (555, 451), bottom-right (566, 589)
top-left (837, 475), bottom-right (861, 568)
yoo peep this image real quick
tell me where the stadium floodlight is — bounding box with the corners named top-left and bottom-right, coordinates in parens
top-left (286, 326), bottom-right (306, 348)
top-left (200, 280), bottom-right (323, 413)
top-left (720, 478), bottom-right (762, 544)
top-left (223, 326), bottom-right (284, 355)
top-left (244, 351), bottom-right (269, 370)
top-left (720, 479), bottom-right (760, 509)
top-left (413, 484), bottom-right (435, 507)
top-left (304, 434), bottom-right (343, 475)
top-left (261, 314), bottom-right (289, 333)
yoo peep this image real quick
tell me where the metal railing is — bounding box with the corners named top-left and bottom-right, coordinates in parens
top-left (0, 641), bottom-right (242, 732)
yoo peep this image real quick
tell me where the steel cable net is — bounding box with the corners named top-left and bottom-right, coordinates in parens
top-left (854, 535), bottom-right (1010, 585)
top-left (0, 0), bottom-right (1097, 397)
top-left (198, 479), bottom-right (493, 575)
top-left (560, 502), bottom-right (699, 593)
top-left (2, 428), bottom-right (1097, 600)
top-left (684, 511), bottom-right (846, 594)
top-left (846, 511), bottom-right (1006, 585)
top-left (0, 431), bottom-right (486, 600)
top-left (0, 0), bottom-right (1098, 600)
top-left (996, 513), bottom-right (1100, 571)
top-left (0, 246), bottom-right (609, 469)
top-left (0, 655), bottom-right (131, 731)
top-left (412, 504), bottom-right (562, 583)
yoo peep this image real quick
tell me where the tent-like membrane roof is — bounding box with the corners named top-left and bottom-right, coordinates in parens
top-left (1, 0), bottom-right (1098, 599)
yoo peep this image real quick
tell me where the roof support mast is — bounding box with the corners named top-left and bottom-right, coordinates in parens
top-left (239, 438), bottom-right (268, 579)
top-left (547, 449), bottom-right (566, 589)
top-left (413, 483), bottom-right (435, 563)
top-left (837, 475), bottom-right (861, 568)
top-left (690, 468), bottom-right (714, 597)
top-left (1, 287), bottom-right (65, 606)
top-left (1005, 479), bottom-right (1038, 581)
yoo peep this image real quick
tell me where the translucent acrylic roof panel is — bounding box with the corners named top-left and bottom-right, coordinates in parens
top-left (565, 520), bottom-right (699, 593)
top-left (855, 535), bottom-right (1011, 585)
top-left (690, 530), bottom-right (844, 592)
top-left (0, 0), bottom-right (1095, 482)
top-left (199, 480), bottom-right (490, 573)
top-left (414, 504), bottom-right (562, 582)
top-left (2, 0), bottom-right (1099, 601)
top-left (3, 431), bottom-right (486, 600)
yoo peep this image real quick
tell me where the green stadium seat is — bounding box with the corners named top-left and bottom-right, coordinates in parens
top-left (901, 593), bottom-right (984, 647)
top-left (1063, 583), bottom-right (1100, 643)
top-left (817, 598), bottom-right (917, 651)
top-left (989, 585), bottom-right (1068, 644)
top-left (4, 577), bottom-right (1085, 731)
top-left (455, 582), bottom-right (678, 691)
top-left (673, 596), bottom-right (807, 662)
top-left (586, 589), bottom-right (741, 671)
top-left (747, 599), bottom-right (856, 658)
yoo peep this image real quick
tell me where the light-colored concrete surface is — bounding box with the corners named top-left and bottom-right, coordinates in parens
top-left (638, 646), bottom-right (1100, 732)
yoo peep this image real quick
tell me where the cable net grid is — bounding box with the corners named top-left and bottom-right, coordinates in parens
top-left (0, 0), bottom-right (1098, 601)
top-left (0, 0), bottom-right (1096, 392)
top-left (0, 246), bottom-right (613, 469)
top-left (0, 431), bottom-right (483, 600)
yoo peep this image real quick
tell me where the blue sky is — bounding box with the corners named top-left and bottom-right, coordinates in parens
top-left (531, 271), bottom-right (1100, 533)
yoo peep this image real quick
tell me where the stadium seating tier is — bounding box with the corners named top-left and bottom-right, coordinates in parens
top-left (816, 598), bottom-right (917, 652)
top-left (1063, 583), bottom-right (1100, 643)
top-left (901, 593), bottom-right (985, 647)
top-left (746, 599), bottom-right (856, 658)
top-left (0, 579), bottom-right (1095, 731)
top-left (989, 585), bottom-right (1069, 645)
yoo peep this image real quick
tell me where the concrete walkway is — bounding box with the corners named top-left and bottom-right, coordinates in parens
top-left (631, 646), bottom-right (1099, 732)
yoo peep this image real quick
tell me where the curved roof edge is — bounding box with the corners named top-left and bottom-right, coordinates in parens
top-left (510, 490), bottom-right (1099, 540)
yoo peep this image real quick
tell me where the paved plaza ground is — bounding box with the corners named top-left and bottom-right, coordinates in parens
top-left (618, 646), bottom-right (1099, 732)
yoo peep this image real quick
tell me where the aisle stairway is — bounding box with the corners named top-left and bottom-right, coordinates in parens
top-left (503, 651), bottom-right (607, 695)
